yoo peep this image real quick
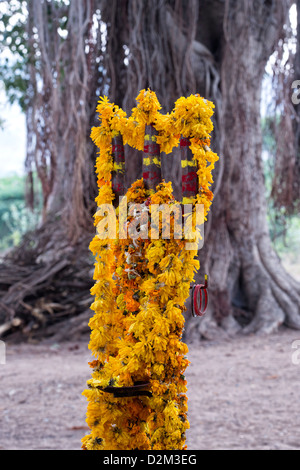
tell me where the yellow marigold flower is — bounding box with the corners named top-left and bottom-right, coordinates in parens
top-left (95, 185), bottom-right (115, 205)
top-left (121, 115), bottom-right (145, 150)
top-left (135, 88), bottom-right (162, 125)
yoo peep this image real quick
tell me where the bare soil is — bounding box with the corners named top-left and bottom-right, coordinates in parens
top-left (1, 327), bottom-right (300, 450)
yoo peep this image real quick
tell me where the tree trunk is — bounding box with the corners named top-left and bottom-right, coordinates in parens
top-left (0, 0), bottom-right (103, 335)
top-left (192, 0), bottom-right (300, 339)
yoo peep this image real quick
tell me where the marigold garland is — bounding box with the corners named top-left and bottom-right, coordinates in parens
top-left (82, 89), bottom-right (218, 450)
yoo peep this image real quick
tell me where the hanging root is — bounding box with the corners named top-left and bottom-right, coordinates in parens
top-left (184, 215), bottom-right (300, 342)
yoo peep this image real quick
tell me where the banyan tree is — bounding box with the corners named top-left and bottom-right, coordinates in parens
top-left (0, 0), bottom-right (299, 341)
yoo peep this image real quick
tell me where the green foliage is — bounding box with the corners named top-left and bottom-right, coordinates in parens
top-left (261, 115), bottom-right (277, 155)
top-left (0, 0), bottom-right (71, 115)
top-left (0, 1), bottom-right (30, 111)
top-left (0, 173), bottom-right (42, 253)
top-left (273, 214), bottom-right (300, 254)
top-left (262, 116), bottom-right (287, 241)
top-left (0, 173), bottom-right (25, 201)
top-left (261, 116), bottom-right (300, 273)
top-left (273, 214), bottom-right (300, 282)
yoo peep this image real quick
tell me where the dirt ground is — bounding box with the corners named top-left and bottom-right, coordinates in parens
top-left (1, 326), bottom-right (300, 450)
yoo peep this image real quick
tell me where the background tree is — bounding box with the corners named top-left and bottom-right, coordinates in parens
top-left (200, 0), bottom-right (300, 337)
top-left (0, 0), bottom-right (102, 337)
top-left (0, 0), bottom-right (299, 340)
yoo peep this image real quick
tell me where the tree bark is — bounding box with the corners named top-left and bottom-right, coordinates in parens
top-left (0, 0), bottom-right (102, 335)
top-left (193, 0), bottom-right (300, 339)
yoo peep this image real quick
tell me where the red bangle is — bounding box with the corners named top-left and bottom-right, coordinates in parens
top-left (192, 283), bottom-right (208, 317)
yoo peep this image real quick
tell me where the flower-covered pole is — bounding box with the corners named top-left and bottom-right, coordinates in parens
top-left (82, 90), bottom-right (219, 451)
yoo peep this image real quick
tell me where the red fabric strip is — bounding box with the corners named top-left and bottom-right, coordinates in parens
top-left (180, 138), bottom-right (191, 147)
top-left (182, 171), bottom-right (198, 182)
top-left (112, 182), bottom-right (124, 193)
top-left (143, 170), bottom-right (161, 181)
top-left (112, 144), bottom-right (125, 155)
top-left (143, 144), bottom-right (160, 154)
top-left (182, 182), bottom-right (198, 193)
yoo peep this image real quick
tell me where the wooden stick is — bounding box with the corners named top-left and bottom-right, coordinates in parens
top-left (180, 136), bottom-right (198, 200)
top-left (142, 124), bottom-right (162, 190)
top-left (111, 133), bottom-right (125, 207)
